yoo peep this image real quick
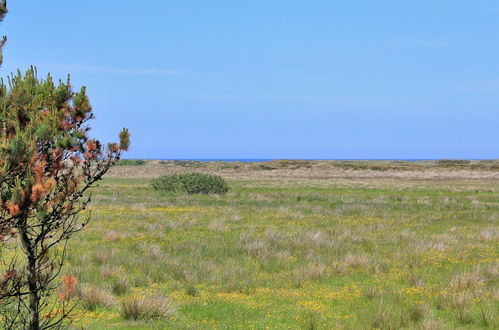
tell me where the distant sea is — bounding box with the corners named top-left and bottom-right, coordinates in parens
top-left (161, 159), bottom-right (273, 162)
top-left (158, 159), bottom-right (447, 162)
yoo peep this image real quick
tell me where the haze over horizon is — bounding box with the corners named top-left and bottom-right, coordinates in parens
top-left (2, 1), bottom-right (498, 159)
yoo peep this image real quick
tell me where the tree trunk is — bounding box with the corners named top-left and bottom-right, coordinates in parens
top-left (19, 228), bottom-right (40, 330)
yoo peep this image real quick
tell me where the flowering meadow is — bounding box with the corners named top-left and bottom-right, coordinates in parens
top-left (60, 162), bottom-right (497, 329)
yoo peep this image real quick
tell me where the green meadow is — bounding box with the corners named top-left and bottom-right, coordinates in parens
top-left (65, 164), bottom-right (498, 329)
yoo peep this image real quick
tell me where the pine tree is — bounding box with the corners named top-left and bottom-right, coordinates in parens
top-left (0, 67), bottom-right (129, 329)
top-left (0, 2), bottom-right (130, 328)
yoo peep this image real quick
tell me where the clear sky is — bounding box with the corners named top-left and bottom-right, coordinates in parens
top-left (1, 1), bottom-right (498, 159)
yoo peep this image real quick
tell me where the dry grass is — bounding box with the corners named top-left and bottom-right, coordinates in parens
top-left (293, 263), bottom-right (327, 283)
top-left (103, 230), bottom-right (128, 242)
top-left (77, 285), bottom-right (116, 311)
top-left (119, 294), bottom-right (175, 320)
top-left (99, 265), bottom-right (120, 279)
top-left (478, 227), bottom-right (498, 241)
top-left (342, 253), bottom-right (371, 269)
top-left (450, 267), bottom-right (486, 291)
top-left (93, 250), bottom-right (113, 265)
top-left (107, 160), bottom-right (499, 181)
top-left (420, 319), bottom-right (444, 330)
top-left (207, 219), bottom-right (229, 232)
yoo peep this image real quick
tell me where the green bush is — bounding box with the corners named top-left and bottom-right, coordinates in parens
top-left (117, 159), bottom-right (146, 166)
top-left (435, 159), bottom-right (471, 166)
top-left (151, 173), bottom-right (229, 194)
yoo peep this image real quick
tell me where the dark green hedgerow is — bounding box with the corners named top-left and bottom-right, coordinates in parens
top-left (117, 159), bottom-right (146, 166)
top-left (151, 173), bottom-right (229, 194)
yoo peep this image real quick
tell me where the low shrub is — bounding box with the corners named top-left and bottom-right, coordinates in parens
top-left (151, 173), bottom-right (229, 194)
top-left (117, 159), bottom-right (146, 166)
top-left (435, 159), bottom-right (471, 166)
top-left (157, 160), bottom-right (203, 167)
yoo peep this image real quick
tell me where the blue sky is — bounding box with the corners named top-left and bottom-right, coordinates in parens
top-left (2, 1), bottom-right (498, 159)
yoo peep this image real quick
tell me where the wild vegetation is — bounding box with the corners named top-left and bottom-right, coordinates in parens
top-left (151, 173), bottom-right (229, 195)
top-left (107, 159), bottom-right (499, 180)
top-left (0, 3), bottom-right (129, 328)
top-left (0, 68), bottom-right (129, 328)
top-left (53, 161), bottom-right (498, 329)
top-left (116, 159), bottom-right (146, 166)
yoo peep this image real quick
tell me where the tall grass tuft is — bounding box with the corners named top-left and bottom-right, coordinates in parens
top-left (119, 294), bottom-right (175, 320)
top-left (77, 285), bottom-right (116, 311)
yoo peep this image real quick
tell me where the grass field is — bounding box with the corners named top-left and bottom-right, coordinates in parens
top-left (63, 161), bottom-right (498, 329)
